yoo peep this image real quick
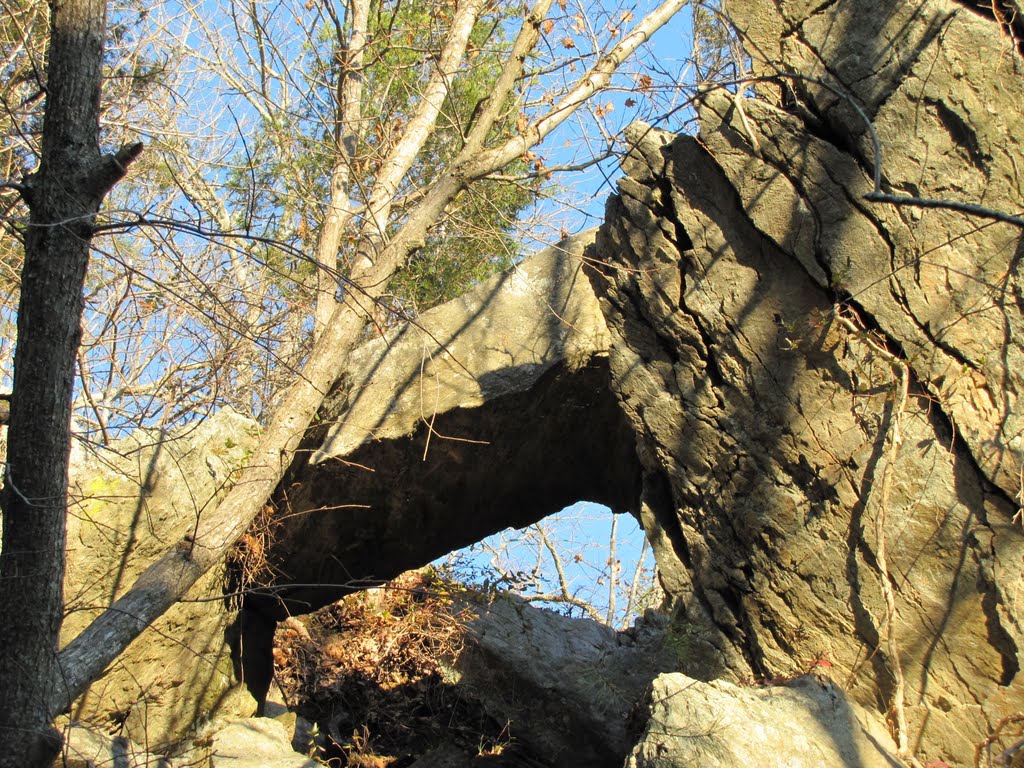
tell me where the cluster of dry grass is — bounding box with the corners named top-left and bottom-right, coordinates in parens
top-left (271, 570), bottom-right (513, 766)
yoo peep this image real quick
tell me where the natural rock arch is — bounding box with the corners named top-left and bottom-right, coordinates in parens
top-left (245, 2), bottom-right (1024, 764)
top-left (250, 235), bottom-right (643, 617)
top-left (235, 236), bottom-right (649, 703)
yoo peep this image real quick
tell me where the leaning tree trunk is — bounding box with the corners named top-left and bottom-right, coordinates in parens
top-left (0, 0), bottom-right (140, 763)
top-left (50, 0), bottom-right (688, 717)
top-left (587, 1), bottom-right (1023, 764)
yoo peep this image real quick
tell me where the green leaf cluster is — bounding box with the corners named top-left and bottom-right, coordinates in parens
top-left (232, 0), bottom-right (540, 312)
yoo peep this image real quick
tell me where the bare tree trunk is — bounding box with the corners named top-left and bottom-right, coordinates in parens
top-left (0, 0), bottom-right (140, 762)
top-left (313, 0), bottom-right (369, 336)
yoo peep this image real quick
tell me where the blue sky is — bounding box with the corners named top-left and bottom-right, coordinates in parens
top-left (518, 1), bottom-right (700, 247)
top-left (437, 501), bottom-right (659, 630)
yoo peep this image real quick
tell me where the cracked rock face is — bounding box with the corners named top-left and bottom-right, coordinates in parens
top-left (586, 0), bottom-right (1023, 763)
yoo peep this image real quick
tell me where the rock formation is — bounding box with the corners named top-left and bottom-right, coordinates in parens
top-left (55, 0), bottom-right (1024, 765)
top-left (583, 1), bottom-right (1023, 762)
top-left (61, 409), bottom-right (260, 751)
top-left (250, 1), bottom-right (1022, 764)
top-left (626, 673), bottom-right (902, 768)
top-left (244, 2), bottom-right (1022, 763)
top-left (252, 233), bottom-right (640, 617)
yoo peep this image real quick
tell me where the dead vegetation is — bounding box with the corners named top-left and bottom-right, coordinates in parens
top-left (226, 503), bottom-right (282, 608)
top-left (271, 570), bottom-right (516, 766)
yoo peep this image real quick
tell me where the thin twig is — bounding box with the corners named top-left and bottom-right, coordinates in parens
top-left (836, 313), bottom-right (921, 767)
top-left (622, 535), bottom-right (650, 629)
top-left (606, 514), bottom-right (618, 626)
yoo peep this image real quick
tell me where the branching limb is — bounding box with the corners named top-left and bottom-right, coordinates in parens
top-left (535, 523), bottom-right (605, 624)
top-left (606, 514), bottom-right (618, 626)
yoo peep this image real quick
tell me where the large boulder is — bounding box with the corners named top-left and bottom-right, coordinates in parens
top-left (61, 408), bottom-right (261, 751)
top-left (208, 718), bottom-right (319, 768)
top-left (626, 672), bottom-right (900, 768)
top-left (448, 595), bottom-right (677, 767)
top-left (59, 723), bottom-right (171, 768)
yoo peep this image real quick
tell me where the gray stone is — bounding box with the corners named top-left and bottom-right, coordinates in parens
top-left (723, 0), bottom-right (1024, 502)
top-left (448, 597), bottom-right (677, 767)
top-left (59, 722), bottom-right (175, 768)
top-left (314, 231), bottom-right (610, 460)
top-left (209, 718), bottom-right (319, 768)
top-left (626, 673), bottom-right (901, 768)
top-left (62, 408), bottom-right (261, 751)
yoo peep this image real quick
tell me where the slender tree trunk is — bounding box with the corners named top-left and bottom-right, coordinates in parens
top-left (313, 0), bottom-right (369, 336)
top-left (0, 0), bottom-right (139, 762)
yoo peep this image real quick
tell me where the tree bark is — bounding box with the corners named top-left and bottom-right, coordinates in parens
top-left (313, 0), bottom-right (369, 336)
top-left (0, 0), bottom-right (140, 762)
